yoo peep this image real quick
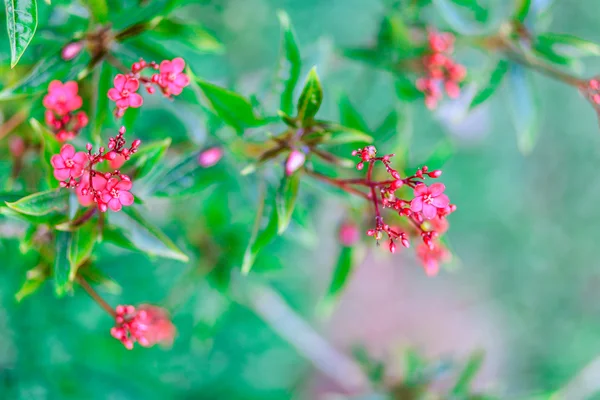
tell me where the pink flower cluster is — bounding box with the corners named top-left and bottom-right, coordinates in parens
top-left (111, 304), bottom-right (176, 350)
top-left (50, 126), bottom-right (140, 212)
top-left (43, 81), bottom-right (89, 141)
top-left (108, 57), bottom-right (190, 117)
top-left (351, 146), bottom-right (456, 275)
top-left (416, 31), bottom-right (467, 109)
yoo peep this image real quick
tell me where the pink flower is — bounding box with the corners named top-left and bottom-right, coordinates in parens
top-left (339, 222), bottom-right (360, 247)
top-left (108, 75), bottom-right (143, 111)
top-left (50, 144), bottom-right (87, 181)
top-left (76, 174), bottom-right (107, 207)
top-left (111, 304), bottom-right (176, 349)
top-left (100, 177), bottom-right (134, 212)
top-left (158, 57), bottom-right (190, 96)
top-left (43, 81), bottom-right (83, 116)
top-left (198, 147), bottom-right (223, 168)
top-left (285, 150), bottom-right (305, 175)
top-left (416, 242), bottom-right (451, 276)
top-left (410, 183), bottom-right (450, 220)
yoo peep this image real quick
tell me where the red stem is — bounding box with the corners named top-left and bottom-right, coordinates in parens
top-left (77, 277), bottom-right (117, 318)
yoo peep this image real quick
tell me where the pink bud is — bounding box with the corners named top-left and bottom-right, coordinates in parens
top-left (9, 136), bottom-right (25, 158)
top-left (119, 126), bottom-right (126, 135)
top-left (86, 143), bottom-right (93, 151)
top-left (198, 147), bottom-right (223, 168)
top-left (428, 170), bottom-right (442, 178)
top-left (61, 41), bottom-right (84, 61)
top-left (401, 238), bottom-right (410, 248)
top-left (132, 139), bottom-right (141, 148)
top-left (285, 150), bottom-right (305, 176)
top-left (356, 162), bottom-right (364, 170)
top-left (76, 112), bottom-right (89, 127)
top-left (339, 222), bottom-right (360, 247)
top-left (389, 240), bottom-right (396, 254)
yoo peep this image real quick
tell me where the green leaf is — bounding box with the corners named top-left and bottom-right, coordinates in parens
top-left (343, 47), bottom-right (384, 67)
top-left (470, 60), bottom-right (509, 109)
top-left (145, 150), bottom-right (223, 198)
top-left (90, 62), bottom-right (113, 145)
top-left (67, 223), bottom-right (97, 281)
top-left (514, 0), bottom-right (532, 21)
top-left (153, 18), bottom-right (223, 54)
top-left (277, 10), bottom-right (301, 115)
top-left (79, 264), bottom-right (122, 295)
top-left (395, 75), bottom-right (423, 101)
top-left (6, 189), bottom-right (69, 217)
top-left (30, 117), bottom-right (61, 187)
top-left (309, 122), bottom-right (374, 146)
top-left (110, 206), bottom-right (189, 262)
top-left (242, 199), bottom-right (278, 275)
top-left (276, 173), bottom-right (300, 234)
top-left (15, 264), bottom-right (47, 302)
top-left (536, 33), bottom-right (600, 58)
top-left (420, 139), bottom-right (455, 170)
top-left (339, 94), bottom-right (369, 132)
top-left (377, 12), bottom-right (412, 52)
top-left (6, 0), bottom-right (38, 68)
top-left (130, 138), bottom-right (171, 180)
top-left (194, 77), bottom-right (264, 133)
top-left (297, 67), bottom-right (323, 122)
top-left (88, 0), bottom-right (108, 23)
top-left (450, 350), bottom-right (485, 395)
top-left (432, 0), bottom-right (486, 35)
top-left (0, 49), bottom-right (92, 100)
top-left (321, 246), bottom-right (354, 309)
top-left (54, 231), bottom-right (71, 297)
top-left (506, 65), bottom-right (539, 155)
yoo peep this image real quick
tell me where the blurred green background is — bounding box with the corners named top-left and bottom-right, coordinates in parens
top-left (3, 0), bottom-right (600, 398)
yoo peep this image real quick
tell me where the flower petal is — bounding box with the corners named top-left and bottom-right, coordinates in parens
top-left (63, 81), bottom-right (79, 96)
top-left (72, 152), bottom-right (88, 165)
top-left (410, 197), bottom-right (423, 212)
top-left (174, 73), bottom-right (189, 87)
top-left (422, 203), bottom-right (437, 220)
top-left (60, 144), bottom-right (75, 159)
top-left (119, 191), bottom-right (134, 206)
top-left (423, 260), bottom-right (439, 276)
top-left (414, 184), bottom-right (428, 196)
top-left (116, 98), bottom-right (130, 109)
top-left (92, 175), bottom-right (107, 191)
top-left (431, 193), bottom-right (449, 208)
top-left (108, 198), bottom-right (122, 212)
top-left (48, 80), bottom-right (63, 93)
top-left (43, 95), bottom-right (55, 108)
top-left (53, 168), bottom-right (71, 181)
top-left (128, 93), bottom-right (143, 108)
top-left (429, 182), bottom-right (446, 196)
top-left (168, 83), bottom-right (183, 96)
top-left (106, 178), bottom-right (119, 191)
top-left (67, 96), bottom-right (83, 111)
top-left (50, 154), bottom-right (65, 168)
top-left (107, 88), bottom-right (122, 101)
top-left (171, 57), bottom-right (185, 73)
top-left (159, 60), bottom-right (172, 73)
top-left (114, 74), bottom-right (127, 91)
top-left (70, 164), bottom-right (83, 178)
top-left (116, 180), bottom-right (132, 191)
top-left (124, 78), bottom-right (140, 92)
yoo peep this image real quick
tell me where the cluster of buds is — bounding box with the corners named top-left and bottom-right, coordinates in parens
top-left (350, 146), bottom-right (456, 275)
top-left (108, 57), bottom-right (190, 117)
top-left (416, 31), bottom-right (467, 109)
top-left (50, 126), bottom-right (141, 212)
top-left (43, 81), bottom-right (89, 141)
top-left (111, 304), bottom-right (176, 350)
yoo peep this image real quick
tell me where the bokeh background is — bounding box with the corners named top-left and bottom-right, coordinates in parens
top-left (2, 0), bottom-right (600, 398)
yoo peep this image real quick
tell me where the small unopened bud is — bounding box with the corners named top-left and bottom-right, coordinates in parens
top-left (401, 238), bottom-right (410, 248)
top-left (61, 41), bottom-right (84, 61)
top-left (285, 150), bottom-right (306, 176)
top-left (119, 126), bottom-right (126, 135)
top-left (99, 202), bottom-right (108, 212)
top-left (389, 240), bottom-right (396, 254)
top-left (99, 147), bottom-right (105, 153)
top-left (198, 147), bottom-right (223, 168)
top-left (105, 151), bottom-right (117, 161)
top-left (390, 180), bottom-right (404, 190)
top-left (9, 136), bottom-right (25, 158)
top-left (428, 170), bottom-right (442, 178)
top-left (146, 86), bottom-right (155, 94)
top-left (132, 62), bottom-right (141, 73)
top-left (339, 223), bottom-right (360, 247)
top-left (132, 139), bottom-right (141, 149)
top-left (356, 162), bottom-right (364, 170)
top-left (86, 143), bottom-right (93, 151)
top-left (366, 229), bottom-right (375, 236)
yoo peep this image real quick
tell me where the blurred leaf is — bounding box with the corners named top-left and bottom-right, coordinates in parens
top-left (377, 12), bottom-right (412, 52)
top-left (88, 0), bottom-right (108, 23)
top-left (6, 0), bottom-right (38, 68)
top-left (395, 75), bottom-right (423, 101)
top-left (432, 0), bottom-right (486, 35)
top-left (152, 18), bottom-right (224, 54)
top-left (276, 10), bottom-right (302, 115)
top-left (506, 65), bottom-right (539, 154)
top-left (0, 49), bottom-right (92, 100)
top-left (130, 138), bottom-right (171, 180)
top-left (242, 197), bottom-right (278, 275)
top-left (276, 172), bottom-right (300, 234)
top-left (514, 0), bottom-right (532, 21)
top-left (5, 189), bottom-right (69, 217)
top-left (67, 223), bottom-right (97, 281)
top-left (15, 264), bottom-right (47, 302)
top-left (297, 67), bottom-right (323, 122)
top-left (450, 350), bottom-right (485, 395)
top-left (339, 94), bottom-right (369, 132)
top-left (420, 138), bottom-right (455, 170)
top-left (90, 62), bottom-right (113, 146)
top-left (30, 117), bottom-right (61, 187)
top-left (343, 47), bottom-right (384, 67)
top-left (54, 231), bottom-right (71, 297)
top-left (321, 246), bottom-right (354, 309)
top-left (309, 122), bottom-right (373, 145)
top-left (110, 206), bottom-right (189, 262)
top-left (79, 264), bottom-right (121, 294)
top-left (470, 60), bottom-right (509, 109)
top-left (536, 33), bottom-right (600, 58)
top-left (194, 77), bottom-right (264, 133)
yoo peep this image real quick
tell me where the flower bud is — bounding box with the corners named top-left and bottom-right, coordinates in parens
top-left (389, 240), bottom-right (396, 254)
top-left (61, 41), bottom-right (84, 61)
top-left (198, 147), bottom-right (223, 168)
top-left (9, 136), bottom-right (25, 158)
top-left (428, 170), bottom-right (442, 178)
top-left (285, 150), bottom-right (305, 176)
top-left (339, 222), bottom-right (360, 247)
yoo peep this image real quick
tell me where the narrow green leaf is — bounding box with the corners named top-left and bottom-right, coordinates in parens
top-left (395, 75), bottom-right (423, 101)
top-left (129, 138), bottom-right (171, 180)
top-left (110, 206), bottom-right (189, 262)
top-left (343, 47), bottom-right (384, 67)
top-left (30, 117), bottom-right (61, 187)
top-left (242, 200), bottom-right (278, 275)
top-left (276, 173), bottom-right (300, 234)
top-left (470, 60), bottom-right (509, 109)
top-left (377, 12), bottom-right (412, 51)
top-left (6, 189), bottom-right (69, 216)
top-left (432, 0), bottom-right (486, 35)
top-left (54, 231), bottom-right (71, 297)
top-left (194, 77), bottom-right (263, 133)
top-left (0, 49), bottom-right (92, 100)
top-left (277, 10), bottom-right (301, 115)
top-left (67, 223), bottom-right (97, 281)
top-left (451, 351), bottom-right (485, 395)
top-left (6, 0), bottom-right (38, 68)
top-left (322, 246), bottom-right (354, 308)
top-left (153, 18), bottom-right (224, 54)
top-left (339, 94), bottom-right (369, 132)
top-left (297, 67), bottom-right (323, 122)
top-left (506, 65), bottom-right (539, 154)
top-left (308, 122), bottom-right (374, 146)
top-left (514, 0), bottom-right (532, 21)
top-left (79, 264), bottom-right (122, 294)
top-left (15, 264), bottom-right (47, 302)
top-left (88, 0), bottom-right (108, 23)
top-left (420, 139), bottom-right (455, 170)
top-left (537, 33), bottom-right (600, 58)
top-left (90, 62), bottom-right (113, 145)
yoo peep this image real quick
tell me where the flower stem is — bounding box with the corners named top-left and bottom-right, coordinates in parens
top-left (305, 169), bottom-right (371, 200)
top-left (77, 276), bottom-right (116, 318)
